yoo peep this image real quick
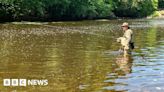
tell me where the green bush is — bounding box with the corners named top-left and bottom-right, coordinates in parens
top-left (44, 0), bottom-right (113, 20)
top-left (0, 0), bottom-right (45, 21)
top-left (113, 0), bottom-right (158, 18)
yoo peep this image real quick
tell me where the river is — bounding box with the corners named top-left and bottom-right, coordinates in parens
top-left (0, 19), bottom-right (164, 92)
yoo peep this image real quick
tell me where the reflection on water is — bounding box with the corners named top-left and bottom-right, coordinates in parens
top-left (0, 19), bottom-right (163, 92)
top-left (115, 56), bottom-right (133, 74)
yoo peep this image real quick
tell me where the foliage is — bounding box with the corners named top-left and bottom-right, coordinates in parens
top-left (159, 0), bottom-right (164, 8)
top-left (112, 0), bottom-right (158, 18)
top-left (0, 0), bottom-right (159, 21)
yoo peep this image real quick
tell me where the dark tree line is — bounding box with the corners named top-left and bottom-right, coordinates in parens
top-left (0, 0), bottom-right (158, 21)
top-left (159, 0), bottom-right (164, 8)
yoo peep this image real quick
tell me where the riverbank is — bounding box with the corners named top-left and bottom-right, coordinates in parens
top-left (147, 9), bottom-right (164, 19)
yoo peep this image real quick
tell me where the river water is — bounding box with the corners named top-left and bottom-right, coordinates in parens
top-left (0, 19), bottom-right (164, 92)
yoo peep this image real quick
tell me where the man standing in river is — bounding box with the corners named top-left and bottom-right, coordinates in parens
top-left (117, 22), bottom-right (134, 56)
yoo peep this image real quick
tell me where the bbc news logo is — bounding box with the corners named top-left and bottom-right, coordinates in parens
top-left (3, 79), bottom-right (48, 86)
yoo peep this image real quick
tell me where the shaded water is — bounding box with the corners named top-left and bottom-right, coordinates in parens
top-left (0, 19), bottom-right (164, 92)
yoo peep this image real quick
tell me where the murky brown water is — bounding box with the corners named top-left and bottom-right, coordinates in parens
top-left (0, 19), bottom-right (164, 92)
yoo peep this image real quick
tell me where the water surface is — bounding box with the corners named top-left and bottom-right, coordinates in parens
top-left (0, 19), bottom-right (164, 92)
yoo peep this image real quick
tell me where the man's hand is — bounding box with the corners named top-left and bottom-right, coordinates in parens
top-left (116, 38), bottom-right (121, 43)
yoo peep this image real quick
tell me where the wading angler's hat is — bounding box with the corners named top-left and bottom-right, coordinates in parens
top-left (121, 22), bottom-right (129, 27)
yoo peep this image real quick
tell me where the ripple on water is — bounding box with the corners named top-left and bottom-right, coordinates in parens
top-left (103, 39), bottom-right (164, 92)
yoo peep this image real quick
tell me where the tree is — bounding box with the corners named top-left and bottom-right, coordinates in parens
top-left (0, 0), bottom-right (159, 21)
top-left (113, 0), bottom-right (158, 18)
